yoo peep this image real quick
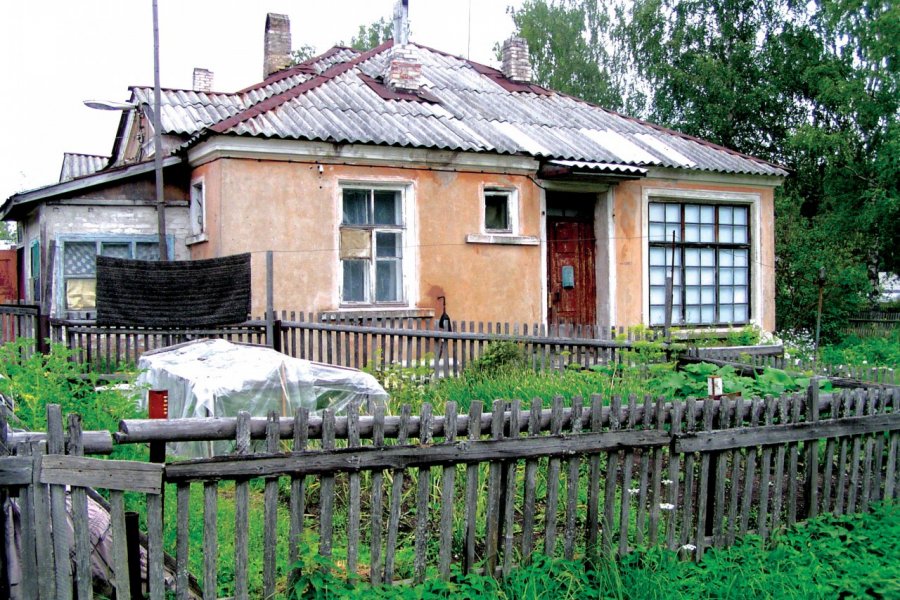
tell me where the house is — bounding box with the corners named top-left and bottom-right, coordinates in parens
top-left (1, 10), bottom-right (785, 331)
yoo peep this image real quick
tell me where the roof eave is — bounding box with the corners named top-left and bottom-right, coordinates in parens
top-left (1, 156), bottom-right (183, 221)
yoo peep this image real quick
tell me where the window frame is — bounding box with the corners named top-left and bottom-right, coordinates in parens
top-left (641, 189), bottom-right (760, 329)
top-left (481, 186), bottom-right (518, 234)
top-left (187, 178), bottom-right (207, 243)
top-left (338, 184), bottom-right (409, 307)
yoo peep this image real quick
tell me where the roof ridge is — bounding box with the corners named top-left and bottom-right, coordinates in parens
top-left (237, 45), bottom-right (362, 95)
top-left (129, 84), bottom-right (242, 98)
top-left (211, 39), bottom-right (394, 135)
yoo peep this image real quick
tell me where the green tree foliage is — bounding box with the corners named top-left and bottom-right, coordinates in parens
top-left (510, 0), bottom-right (899, 338)
top-left (346, 16), bottom-right (393, 51)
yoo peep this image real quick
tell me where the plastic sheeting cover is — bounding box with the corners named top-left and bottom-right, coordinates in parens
top-left (136, 339), bottom-right (388, 457)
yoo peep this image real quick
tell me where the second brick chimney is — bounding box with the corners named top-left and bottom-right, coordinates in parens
top-left (193, 68), bottom-right (214, 93)
top-left (501, 37), bottom-right (532, 83)
top-left (263, 13), bottom-right (292, 79)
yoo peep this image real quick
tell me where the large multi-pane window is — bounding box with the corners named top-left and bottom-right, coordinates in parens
top-left (62, 238), bottom-right (161, 310)
top-left (340, 187), bottom-right (404, 304)
top-left (649, 202), bottom-right (750, 326)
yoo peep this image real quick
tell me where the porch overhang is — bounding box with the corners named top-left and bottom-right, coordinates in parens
top-left (538, 159), bottom-right (648, 182)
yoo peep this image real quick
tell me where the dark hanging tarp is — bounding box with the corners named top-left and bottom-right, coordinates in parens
top-left (96, 253), bottom-right (251, 327)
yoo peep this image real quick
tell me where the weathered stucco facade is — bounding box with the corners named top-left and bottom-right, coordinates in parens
top-left (188, 141), bottom-right (777, 332)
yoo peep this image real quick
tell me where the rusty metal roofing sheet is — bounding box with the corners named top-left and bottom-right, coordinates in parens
top-left (129, 43), bottom-right (787, 177)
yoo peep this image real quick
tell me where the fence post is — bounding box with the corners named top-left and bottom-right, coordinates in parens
top-left (0, 406), bottom-right (9, 598)
top-left (803, 377), bottom-right (821, 519)
top-left (265, 250), bottom-right (275, 350)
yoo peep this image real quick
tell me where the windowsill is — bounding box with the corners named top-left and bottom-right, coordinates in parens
top-left (186, 233), bottom-right (209, 246)
top-left (466, 233), bottom-right (539, 246)
top-left (320, 308), bottom-right (435, 321)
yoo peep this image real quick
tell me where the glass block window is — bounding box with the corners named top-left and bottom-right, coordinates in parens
top-left (339, 187), bottom-right (405, 305)
top-left (648, 202), bottom-right (750, 326)
top-left (61, 238), bottom-right (164, 310)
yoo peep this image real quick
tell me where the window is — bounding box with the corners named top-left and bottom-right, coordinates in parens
top-left (62, 238), bottom-right (161, 310)
top-left (30, 241), bottom-right (40, 302)
top-left (484, 188), bottom-right (513, 232)
top-left (648, 202), bottom-right (750, 326)
top-left (189, 180), bottom-right (205, 238)
top-left (340, 187), bottom-right (405, 304)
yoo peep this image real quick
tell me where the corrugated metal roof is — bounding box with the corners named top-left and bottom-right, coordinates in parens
top-left (131, 43), bottom-right (788, 177)
top-left (59, 153), bottom-right (108, 182)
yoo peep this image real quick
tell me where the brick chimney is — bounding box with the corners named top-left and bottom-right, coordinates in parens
top-left (501, 37), bottom-right (532, 83)
top-left (192, 68), bottom-right (214, 92)
top-left (385, 1), bottom-right (422, 92)
top-left (263, 13), bottom-right (292, 79)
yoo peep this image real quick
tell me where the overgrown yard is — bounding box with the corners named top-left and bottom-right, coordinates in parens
top-left (292, 503), bottom-right (900, 599)
top-left (0, 333), bottom-right (897, 599)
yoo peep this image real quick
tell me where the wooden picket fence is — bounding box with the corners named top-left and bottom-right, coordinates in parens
top-left (0, 303), bottom-right (46, 354)
top-left (49, 313), bottom-right (657, 375)
top-left (2, 383), bottom-right (891, 598)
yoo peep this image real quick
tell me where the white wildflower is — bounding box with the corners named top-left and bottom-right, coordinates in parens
top-left (679, 543), bottom-right (697, 552)
top-left (862, 360), bottom-right (868, 365)
top-left (659, 503), bottom-right (676, 511)
top-left (628, 488), bottom-right (640, 495)
top-left (662, 479), bottom-right (673, 486)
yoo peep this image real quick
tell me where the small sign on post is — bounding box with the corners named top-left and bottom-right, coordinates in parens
top-left (707, 376), bottom-right (723, 399)
top-left (148, 390), bottom-right (168, 464)
top-left (148, 390), bottom-right (168, 420)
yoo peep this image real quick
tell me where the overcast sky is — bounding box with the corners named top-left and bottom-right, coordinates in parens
top-left (0, 0), bottom-right (524, 204)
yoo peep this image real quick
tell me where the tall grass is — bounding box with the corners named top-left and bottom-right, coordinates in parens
top-left (292, 502), bottom-right (900, 599)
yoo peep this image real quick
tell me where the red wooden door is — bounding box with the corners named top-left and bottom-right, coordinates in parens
top-left (0, 250), bottom-right (17, 303)
top-left (547, 218), bottom-right (596, 326)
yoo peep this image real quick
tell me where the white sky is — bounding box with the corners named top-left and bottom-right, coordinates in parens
top-left (0, 0), bottom-right (524, 204)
